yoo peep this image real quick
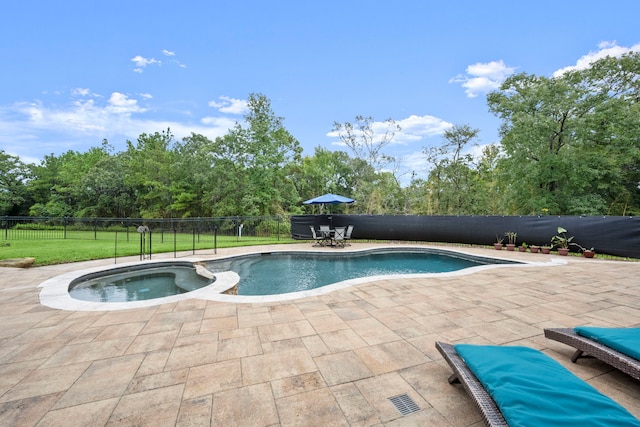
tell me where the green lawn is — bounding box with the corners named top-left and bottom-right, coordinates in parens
top-left (1, 232), bottom-right (297, 265)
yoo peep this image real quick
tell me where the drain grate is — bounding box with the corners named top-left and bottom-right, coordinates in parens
top-left (389, 393), bottom-right (420, 416)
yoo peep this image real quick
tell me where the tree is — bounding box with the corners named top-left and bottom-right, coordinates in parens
top-left (487, 52), bottom-right (640, 215)
top-left (0, 150), bottom-right (31, 215)
top-left (331, 115), bottom-right (401, 173)
top-left (218, 93), bottom-right (302, 216)
top-left (423, 124), bottom-right (480, 214)
top-left (124, 129), bottom-right (175, 218)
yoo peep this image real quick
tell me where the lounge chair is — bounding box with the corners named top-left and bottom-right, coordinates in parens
top-left (436, 341), bottom-right (640, 426)
top-left (309, 226), bottom-right (325, 246)
top-left (544, 327), bottom-right (640, 381)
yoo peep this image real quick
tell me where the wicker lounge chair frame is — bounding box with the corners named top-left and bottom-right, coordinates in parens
top-left (544, 327), bottom-right (640, 381)
top-left (435, 341), bottom-right (508, 427)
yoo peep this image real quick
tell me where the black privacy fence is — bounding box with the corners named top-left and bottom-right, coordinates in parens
top-left (291, 215), bottom-right (640, 259)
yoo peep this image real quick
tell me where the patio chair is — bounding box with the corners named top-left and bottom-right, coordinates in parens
top-left (435, 341), bottom-right (640, 427)
top-left (544, 327), bottom-right (640, 381)
top-left (309, 226), bottom-right (325, 246)
top-left (333, 226), bottom-right (346, 247)
top-left (319, 225), bottom-right (331, 236)
top-left (344, 225), bottom-right (354, 245)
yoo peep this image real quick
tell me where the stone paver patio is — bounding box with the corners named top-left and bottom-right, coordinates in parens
top-left (0, 243), bottom-right (639, 426)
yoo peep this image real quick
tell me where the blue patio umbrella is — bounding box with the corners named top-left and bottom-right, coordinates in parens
top-left (303, 193), bottom-right (355, 215)
top-left (303, 193), bottom-right (355, 205)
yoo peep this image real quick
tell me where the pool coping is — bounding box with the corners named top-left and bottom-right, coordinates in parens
top-left (38, 245), bottom-right (566, 311)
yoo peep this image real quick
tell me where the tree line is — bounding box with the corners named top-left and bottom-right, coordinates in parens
top-left (2, 53), bottom-right (639, 219)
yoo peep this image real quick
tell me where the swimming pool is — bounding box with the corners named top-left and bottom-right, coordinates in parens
top-left (39, 245), bottom-right (555, 311)
top-left (69, 262), bottom-right (215, 302)
top-left (207, 248), bottom-right (517, 296)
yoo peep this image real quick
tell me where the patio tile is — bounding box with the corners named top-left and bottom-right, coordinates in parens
top-left (216, 334), bottom-right (263, 361)
top-left (40, 337), bottom-right (135, 368)
top-left (346, 317), bottom-right (401, 345)
top-left (37, 397), bottom-right (119, 427)
top-left (319, 328), bottom-right (368, 353)
top-left (107, 383), bottom-right (184, 426)
top-left (183, 359), bottom-right (242, 399)
top-left (0, 362), bottom-right (90, 403)
top-left (355, 371), bottom-right (429, 423)
top-left (330, 383), bottom-right (381, 426)
top-left (271, 371), bottom-right (326, 399)
top-left (305, 309), bottom-right (350, 333)
top-left (125, 330), bottom-right (179, 354)
top-left (0, 393), bottom-right (63, 426)
top-left (164, 339), bottom-right (218, 371)
top-left (135, 349), bottom-right (171, 377)
top-left (314, 350), bottom-right (374, 386)
top-left (200, 315), bottom-right (238, 333)
top-left (276, 388), bottom-right (349, 427)
top-left (257, 319), bottom-right (316, 342)
top-left (176, 395), bottom-right (212, 427)
top-left (241, 348), bottom-right (317, 385)
top-left (53, 354), bottom-right (145, 409)
top-left (212, 382), bottom-right (279, 426)
top-left (354, 341), bottom-right (428, 375)
top-left (127, 368), bottom-right (189, 394)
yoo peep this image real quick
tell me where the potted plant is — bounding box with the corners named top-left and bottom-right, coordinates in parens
top-left (505, 231), bottom-right (517, 251)
top-left (519, 242), bottom-right (528, 252)
top-left (551, 226), bottom-right (573, 256)
top-left (494, 235), bottom-right (504, 250)
top-left (541, 245), bottom-right (551, 254)
top-left (529, 244), bottom-right (540, 253)
top-left (571, 243), bottom-right (596, 258)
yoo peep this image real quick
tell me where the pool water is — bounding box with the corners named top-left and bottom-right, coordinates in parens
top-left (208, 250), bottom-right (506, 296)
top-left (69, 265), bottom-right (214, 302)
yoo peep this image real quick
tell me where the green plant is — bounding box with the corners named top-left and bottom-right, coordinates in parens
top-left (551, 226), bottom-right (573, 249)
top-left (521, 242), bottom-right (528, 248)
top-left (495, 235), bottom-right (504, 244)
top-left (505, 231), bottom-right (517, 245)
top-left (571, 242), bottom-right (594, 253)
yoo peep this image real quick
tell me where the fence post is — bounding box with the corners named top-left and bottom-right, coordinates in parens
top-left (63, 217), bottom-right (67, 239)
top-left (192, 227), bottom-right (196, 255)
top-left (214, 226), bottom-right (217, 255)
top-left (114, 230), bottom-right (118, 264)
top-left (94, 219), bottom-right (97, 240)
top-left (173, 228), bottom-right (177, 258)
top-left (277, 216), bottom-right (281, 240)
top-left (4, 216), bottom-right (7, 240)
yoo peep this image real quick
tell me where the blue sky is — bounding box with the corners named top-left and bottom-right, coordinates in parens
top-left (1, 1), bottom-right (639, 181)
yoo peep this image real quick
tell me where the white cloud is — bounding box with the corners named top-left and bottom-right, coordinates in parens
top-left (394, 115), bottom-right (452, 143)
top-left (552, 41), bottom-right (640, 77)
top-left (131, 55), bottom-right (161, 73)
top-left (208, 96), bottom-right (249, 114)
top-left (106, 92), bottom-right (146, 115)
top-left (0, 90), bottom-right (235, 162)
top-left (162, 49), bottom-right (175, 56)
top-left (450, 60), bottom-right (517, 98)
top-left (71, 88), bottom-right (90, 97)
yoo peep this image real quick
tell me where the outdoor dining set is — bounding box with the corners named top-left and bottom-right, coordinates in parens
top-left (309, 224), bottom-right (354, 247)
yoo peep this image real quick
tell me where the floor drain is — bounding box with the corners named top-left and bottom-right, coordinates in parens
top-left (389, 393), bottom-right (420, 416)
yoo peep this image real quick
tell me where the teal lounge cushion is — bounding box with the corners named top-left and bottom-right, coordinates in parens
top-left (454, 344), bottom-right (640, 427)
top-left (574, 326), bottom-right (640, 361)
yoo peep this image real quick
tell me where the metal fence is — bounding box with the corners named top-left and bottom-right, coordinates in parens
top-left (2, 216), bottom-right (287, 260)
top-left (2, 216), bottom-right (285, 239)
